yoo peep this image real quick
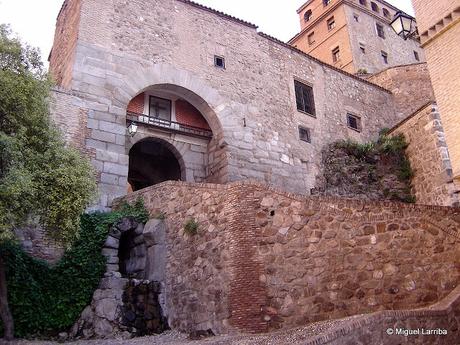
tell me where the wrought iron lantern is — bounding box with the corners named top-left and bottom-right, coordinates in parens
top-left (390, 11), bottom-right (417, 40)
top-left (127, 122), bottom-right (138, 136)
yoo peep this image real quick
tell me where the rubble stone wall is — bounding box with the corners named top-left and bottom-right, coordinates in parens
top-left (116, 181), bottom-right (460, 334)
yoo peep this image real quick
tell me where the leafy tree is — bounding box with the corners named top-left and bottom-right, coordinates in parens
top-left (0, 25), bottom-right (96, 340)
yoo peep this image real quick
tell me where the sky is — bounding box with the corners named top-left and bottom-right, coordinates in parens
top-left (0, 0), bottom-right (415, 67)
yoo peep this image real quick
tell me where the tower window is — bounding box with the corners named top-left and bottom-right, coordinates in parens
top-left (359, 0), bottom-right (367, 6)
top-left (299, 126), bottom-right (311, 143)
top-left (383, 8), bottom-right (391, 19)
top-left (381, 51), bottom-right (388, 64)
top-left (304, 10), bottom-right (312, 22)
top-left (323, 0), bottom-right (332, 6)
top-left (376, 23), bottom-right (385, 38)
top-left (371, 2), bottom-right (379, 12)
top-left (294, 80), bottom-right (316, 117)
top-left (354, 14), bottom-right (360, 22)
top-left (414, 51), bottom-right (420, 61)
top-left (327, 17), bottom-right (336, 30)
top-left (359, 43), bottom-right (366, 53)
top-left (308, 32), bottom-right (315, 45)
top-left (332, 46), bottom-right (341, 62)
top-left (214, 56), bottom-right (225, 69)
top-left (347, 114), bottom-right (362, 132)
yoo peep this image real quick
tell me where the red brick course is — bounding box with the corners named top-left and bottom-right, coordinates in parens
top-left (175, 99), bottom-right (211, 129)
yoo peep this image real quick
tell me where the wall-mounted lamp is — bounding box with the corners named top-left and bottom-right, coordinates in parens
top-left (127, 122), bottom-right (138, 136)
top-left (390, 11), bottom-right (417, 40)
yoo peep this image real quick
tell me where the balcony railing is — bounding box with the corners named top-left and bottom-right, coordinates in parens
top-left (126, 111), bottom-right (213, 139)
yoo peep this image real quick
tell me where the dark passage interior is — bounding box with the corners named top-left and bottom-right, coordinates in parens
top-left (128, 139), bottom-right (182, 191)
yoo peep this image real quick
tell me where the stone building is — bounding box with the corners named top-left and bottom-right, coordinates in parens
top-left (289, 0), bottom-right (425, 74)
top-left (47, 0), bottom-right (454, 209)
top-left (410, 0), bottom-right (460, 195)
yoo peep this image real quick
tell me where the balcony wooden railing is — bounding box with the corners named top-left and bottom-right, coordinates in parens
top-left (126, 111), bottom-right (213, 139)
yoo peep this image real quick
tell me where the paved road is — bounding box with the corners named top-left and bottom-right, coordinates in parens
top-left (5, 316), bottom-right (365, 345)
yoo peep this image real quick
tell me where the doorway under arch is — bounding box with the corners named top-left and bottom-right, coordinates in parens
top-left (128, 138), bottom-right (185, 192)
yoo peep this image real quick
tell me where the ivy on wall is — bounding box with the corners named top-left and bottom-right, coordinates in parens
top-left (0, 199), bottom-right (148, 338)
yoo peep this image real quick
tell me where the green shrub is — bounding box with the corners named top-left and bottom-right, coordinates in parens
top-left (379, 133), bottom-right (408, 154)
top-left (184, 219), bottom-right (199, 236)
top-left (334, 140), bottom-right (375, 160)
top-left (0, 199), bottom-right (148, 338)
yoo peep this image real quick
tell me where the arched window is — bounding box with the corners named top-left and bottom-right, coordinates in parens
top-left (359, 0), bottom-right (367, 6)
top-left (371, 2), bottom-right (379, 13)
top-left (304, 10), bottom-right (313, 22)
top-left (383, 8), bottom-right (391, 19)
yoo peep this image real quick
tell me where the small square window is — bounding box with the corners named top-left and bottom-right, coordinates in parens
top-left (294, 80), bottom-right (316, 117)
top-left (327, 17), bottom-right (336, 30)
top-left (214, 56), bottom-right (225, 69)
top-left (383, 8), bottom-right (391, 19)
top-left (354, 14), bottom-right (359, 22)
top-left (347, 113), bottom-right (361, 132)
top-left (299, 126), bottom-right (311, 143)
top-left (381, 51), bottom-right (388, 64)
top-left (332, 46), bottom-right (340, 63)
top-left (414, 51), bottom-right (420, 61)
top-left (371, 2), bottom-right (379, 12)
top-left (376, 23), bottom-right (385, 38)
top-left (359, 43), bottom-right (366, 53)
top-left (308, 32), bottom-right (315, 45)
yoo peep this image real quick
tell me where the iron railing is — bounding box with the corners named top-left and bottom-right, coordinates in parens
top-left (126, 111), bottom-right (213, 139)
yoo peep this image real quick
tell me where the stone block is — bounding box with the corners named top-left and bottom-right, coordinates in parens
top-left (104, 235), bottom-right (119, 249)
top-left (86, 139), bottom-right (107, 150)
top-left (99, 121), bottom-right (126, 135)
top-left (101, 173), bottom-right (119, 185)
top-left (91, 129), bottom-right (116, 144)
top-left (104, 162), bottom-right (129, 176)
top-left (143, 219), bottom-right (166, 246)
top-left (97, 150), bottom-right (120, 163)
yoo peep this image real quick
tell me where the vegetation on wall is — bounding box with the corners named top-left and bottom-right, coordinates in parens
top-left (184, 218), bottom-right (199, 236)
top-left (0, 24), bottom-right (98, 340)
top-left (316, 133), bottom-right (415, 203)
top-left (0, 199), bottom-right (149, 339)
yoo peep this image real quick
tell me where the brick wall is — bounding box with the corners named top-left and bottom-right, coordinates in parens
top-left (292, 3), bottom-right (355, 72)
top-left (49, 0), bottom-right (82, 88)
top-left (369, 63), bottom-right (435, 119)
top-left (175, 100), bottom-right (211, 130)
top-left (422, 24), bottom-right (460, 186)
top-left (115, 180), bottom-right (460, 334)
top-left (389, 103), bottom-right (457, 206)
top-left (412, 0), bottom-right (460, 33)
top-left (126, 93), bottom-right (145, 114)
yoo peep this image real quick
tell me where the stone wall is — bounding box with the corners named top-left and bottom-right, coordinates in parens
top-left (48, 0), bottom-right (81, 88)
top-left (369, 62), bottom-right (435, 120)
top-left (115, 181), bottom-right (460, 334)
top-left (344, 1), bottom-right (425, 74)
top-left (389, 103), bottom-right (458, 207)
top-left (49, 0), bottom-right (411, 208)
top-left (14, 225), bottom-right (64, 264)
top-left (296, 285), bottom-right (460, 344)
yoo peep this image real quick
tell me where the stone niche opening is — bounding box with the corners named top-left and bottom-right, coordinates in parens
top-left (128, 138), bottom-right (184, 192)
top-left (116, 220), bottom-right (169, 336)
top-left (118, 228), bottom-right (146, 278)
